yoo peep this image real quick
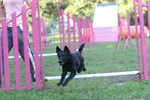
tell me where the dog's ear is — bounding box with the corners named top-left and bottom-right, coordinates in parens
top-left (64, 46), bottom-right (71, 54)
top-left (56, 46), bottom-right (61, 53)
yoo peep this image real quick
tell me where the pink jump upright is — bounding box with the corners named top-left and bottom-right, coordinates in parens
top-left (133, 0), bottom-right (149, 81)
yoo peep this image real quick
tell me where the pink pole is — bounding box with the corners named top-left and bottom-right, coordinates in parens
top-left (88, 19), bottom-right (91, 46)
top-left (58, 0), bottom-right (62, 48)
top-left (0, 2), bottom-right (2, 21)
top-left (2, 18), bottom-right (10, 91)
top-left (37, 0), bottom-right (45, 90)
top-left (84, 17), bottom-right (88, 45)
top-left (61, 9), bottom-right (65, 48)
top-left (137, 0), bottom-right (149, 80)
top-left (43, 17), bottom-right (47, 49)
top-left (31, 0), bottom-right (41, 89)
top-left (82, 16), bottom-right (85, 43)
top-left (91, 21), bottom-right (95, 46)
top-left (147, 1), bottom-right (150, 46)
top-left (67, 12), bottom-right (71, 51)
top-left (133, 0), bottom-right (142, 82)
top-left (117, 13), bottom-right (128, 50)
top-left (127, 12), bottom-right (131, 37)
top-left (0, 2), bottom-right (4, 93)
top-left (22, 5), bottom-right (31, 89)
top-left (12, 12), bottom-right (21, 90)
top-left (73, 15), bottom-right (76, 53)
top-left (78, 18), bottom-right (82, 46)
top-left (78, 18), bottom-right (84, 56)
top-left (0, 33), bottom-right (3, 92)
top-left (118, 14), bottom-right (123, 37)
top-left (42, 18), bottom-right (46, 49)
top-left (124, 12), bottom-right (137, 50)
top-left (44, 17), bottom-right (47, 49)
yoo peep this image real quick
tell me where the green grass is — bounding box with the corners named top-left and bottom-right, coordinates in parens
top-left (1, 38), bottom-right (150, 100)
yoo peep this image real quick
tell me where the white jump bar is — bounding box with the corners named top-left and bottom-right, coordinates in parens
top-left (44, 71), bottom-right (140, 81)
top-left (8, 49), bottom-right (79, 59)
top-left (8, 53), bottom-right (57, 59)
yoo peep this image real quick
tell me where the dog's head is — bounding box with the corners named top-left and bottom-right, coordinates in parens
top-left (56, 46), bottom-right (71, 66)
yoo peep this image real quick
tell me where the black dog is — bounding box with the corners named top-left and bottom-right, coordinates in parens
top-left (56, 43), bottom-right (86, 86)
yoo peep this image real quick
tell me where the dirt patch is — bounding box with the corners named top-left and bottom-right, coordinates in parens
top-left (104, 75), bottom-right (140, 85)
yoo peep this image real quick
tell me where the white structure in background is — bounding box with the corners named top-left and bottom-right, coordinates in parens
top-left (93, 3), bottom-right (118, 42)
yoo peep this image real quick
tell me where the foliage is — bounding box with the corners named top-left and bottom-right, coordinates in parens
top-left (0, 0), bottom-right (149, 29)
top-left (38, 0), bottom-right (149, 26)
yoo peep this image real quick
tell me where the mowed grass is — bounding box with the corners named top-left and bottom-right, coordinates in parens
top-left (1, 38), bottom-right (150, 100)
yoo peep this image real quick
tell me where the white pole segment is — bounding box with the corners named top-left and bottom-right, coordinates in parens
top-left (44, 71), bottom-right (140, 81)
top-left (8, 53), bottom-right (57, 59)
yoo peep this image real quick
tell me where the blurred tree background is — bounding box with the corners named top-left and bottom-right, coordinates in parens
top-left (39, 0), bottom-right (148, 26)
top-left (0, 0), bottom-right (148, 32)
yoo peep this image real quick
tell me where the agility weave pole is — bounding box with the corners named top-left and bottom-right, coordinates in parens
top-left (0, 0), bottom-right (45, 93)
top-left (58, 1), bottom-right (94, 50)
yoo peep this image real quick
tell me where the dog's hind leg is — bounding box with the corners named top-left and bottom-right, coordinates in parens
top-left (57, 70), bottom-right (67, 86)
top-left (62, 71), bottom-right (76, 86)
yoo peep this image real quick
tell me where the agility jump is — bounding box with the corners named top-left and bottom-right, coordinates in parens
top-left (1, 0), bottom-right (150, 93)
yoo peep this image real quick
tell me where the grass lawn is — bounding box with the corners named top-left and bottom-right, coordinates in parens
top-left (1, 38), bottom-right (150, 100)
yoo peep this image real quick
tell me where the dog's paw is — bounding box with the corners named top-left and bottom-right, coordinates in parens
top-left (83, 68), bottom-right (86, 71)
top-left (62, 84), bottom-right (67, 87)
top-left (57, 83), bottom-right (62, 86)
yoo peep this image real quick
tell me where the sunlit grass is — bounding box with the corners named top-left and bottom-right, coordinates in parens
top-left (1, 38), bottom-right (150, 100)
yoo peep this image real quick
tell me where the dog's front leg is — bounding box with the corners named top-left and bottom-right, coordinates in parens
top-left (62, 71), bottom-right (76, 86)
top-left (57, 70), bottom-right (67, 86)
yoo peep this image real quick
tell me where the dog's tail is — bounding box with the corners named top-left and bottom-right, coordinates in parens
top-left (78, 43), bottom-right (85, 54)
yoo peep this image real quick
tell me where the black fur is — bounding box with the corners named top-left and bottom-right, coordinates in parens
top-left (56, 43), bottom-right (86, 86)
